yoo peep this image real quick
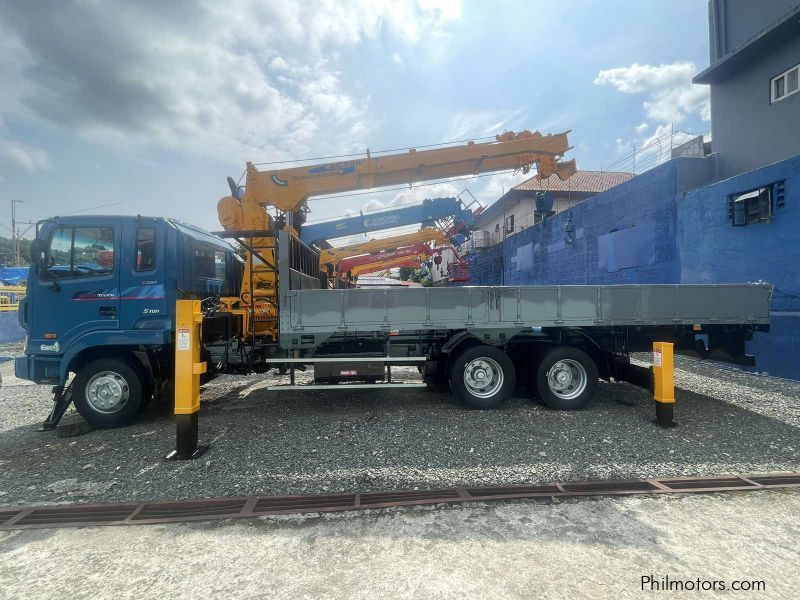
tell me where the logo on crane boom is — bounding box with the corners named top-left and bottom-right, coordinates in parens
top-left (271, 175), bottom-right (289, 187)
top-left (307, 160), bottom-right (362, 177)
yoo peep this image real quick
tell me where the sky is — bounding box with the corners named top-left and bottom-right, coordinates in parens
top-left (0, 0), bottom-right (713, 239)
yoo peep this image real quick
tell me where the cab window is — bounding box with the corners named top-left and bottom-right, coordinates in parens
top-left (46, 227), bottom-right (115, 279)
top-left (194, 242), bottom-right (227, 282)
top-left (135, 228), bottom-right (156, 272)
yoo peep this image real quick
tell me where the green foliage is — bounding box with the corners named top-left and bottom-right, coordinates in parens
top-left (398, 266), bottom-right (415, 281)
top-left (408, 267), bottom-right (432, 287)
top-left (0, 235), bottom-right (31, 266)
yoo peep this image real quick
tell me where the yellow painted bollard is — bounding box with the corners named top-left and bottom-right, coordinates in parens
top-left (652, 341), bottom-right (676, 428)
top-left (167, 300), bottom-right (208, 460)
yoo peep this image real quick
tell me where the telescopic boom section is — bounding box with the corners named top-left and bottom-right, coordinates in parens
top-left (349, 252), bottom-right (435, 279)
top-left (319, 227), bottom-right (450, 275)
top-left (223, 129), bottom-right (575, 221)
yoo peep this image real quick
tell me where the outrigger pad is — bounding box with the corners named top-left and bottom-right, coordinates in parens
top-left (166, 412), bottom-right (209, 460)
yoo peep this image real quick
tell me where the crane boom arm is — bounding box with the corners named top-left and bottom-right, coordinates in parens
top-left (339, 243), bottom-right (435, 273)
top-left (300, 197), bottom-right (473, 245)
top-left (319, 227), bottom-right (449, 269)
top-left (237, 130), bottom-right (575, 213)
top-left (350, 253), bottom-right (432, 278)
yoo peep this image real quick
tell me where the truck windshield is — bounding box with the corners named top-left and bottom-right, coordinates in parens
top-left (46, 227), bottom-right (115, 279)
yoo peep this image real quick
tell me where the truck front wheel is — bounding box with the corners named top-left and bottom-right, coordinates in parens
top-left (535, 346), bottom-right (598, 410)
top-left (450, 345), bottom-right (515, 409)
top-left (73, 358), bottom-right (144, 428)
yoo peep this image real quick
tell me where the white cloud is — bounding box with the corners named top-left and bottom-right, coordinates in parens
top-left (478, 171), bottom-right (529, 204)
top-left (635, 122), bottom-right (649, 133)
top-left (0, 0), bottom-right (461, 163)
top-left (446, 109), bottom-right (523, 140)
top-left (594, 62), bottom-right (710, 125)
top-left (0, 138), bottom-right (52, 172)
top-left (364, 199), bottom-right (386, 212)
top-left (615, 137), bottom-right (632, 154)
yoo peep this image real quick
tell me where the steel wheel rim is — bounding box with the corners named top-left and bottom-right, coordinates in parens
top-left (546, 359), bottom-right (587, 400)
top-left (86, 371), bottom-right (130, 413)
top-left (463, 357), bottom-right (504, 398)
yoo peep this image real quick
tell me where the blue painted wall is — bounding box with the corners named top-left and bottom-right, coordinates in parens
top-left (458, 153), bottom-right (800, 379)
top-left (0, 312), bottom-right (25, 346)
top-left (461, 159), bottom-right (686, 287)
top-left (678, 154), bottom-right (800, 379)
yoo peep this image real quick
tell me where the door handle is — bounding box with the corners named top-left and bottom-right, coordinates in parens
top-left (99, 306), bottom-right (117, 317)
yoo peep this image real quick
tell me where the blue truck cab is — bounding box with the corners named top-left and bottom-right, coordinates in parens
top-left (16, 216), bottom-right (240, 428)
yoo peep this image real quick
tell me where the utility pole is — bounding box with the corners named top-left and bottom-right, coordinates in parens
top-left (11, 199), bottom-right (24, 267)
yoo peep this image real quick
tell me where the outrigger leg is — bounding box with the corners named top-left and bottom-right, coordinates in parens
top-left (38, 385), bottom-right (73, 431)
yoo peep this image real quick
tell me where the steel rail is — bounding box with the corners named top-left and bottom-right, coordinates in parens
top-left (1, 473), bottom-right (797, 531)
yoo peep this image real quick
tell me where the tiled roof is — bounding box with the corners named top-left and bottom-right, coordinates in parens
top-left (513, 170), bottom-right (634, 193)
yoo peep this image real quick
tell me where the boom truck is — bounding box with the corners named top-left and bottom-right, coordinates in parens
top-left (15, 129), bottom-right (771, 434)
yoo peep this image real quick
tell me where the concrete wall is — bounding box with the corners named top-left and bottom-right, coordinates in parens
top-left (678, 154), bottom-right (800, 378)
top-left (461, 160), bottom-right (695, 287)
top-left (459, 153), bottom-right (800, 379)
top-left (710, 0), bottom-right (799, 60)
top-left (710, 35), bottom-right (800, 179)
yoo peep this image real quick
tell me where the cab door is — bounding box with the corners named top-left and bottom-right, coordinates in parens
top-left (119, 221), bottom-right (167, 328)
top-left (29, 223), bottom-right (121, 355)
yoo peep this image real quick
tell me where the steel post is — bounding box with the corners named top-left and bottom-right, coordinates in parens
top-left (166, 300), bottom-right (209, 459)
top-left (652, 341), bottom-right (676, 428)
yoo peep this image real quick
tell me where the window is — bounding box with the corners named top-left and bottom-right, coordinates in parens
top-left (135, 228), bottom-right (156, 272)
top-left (771, 63), bottom-right (799, 103)
top-left (504, 214), bottom-right (515, 234)
top-left (194, 242), bottom-right (227, 282)
top-left (46, 227), bottom-right (115, 279)
top-left (729, 187), bottom-right (772, 226)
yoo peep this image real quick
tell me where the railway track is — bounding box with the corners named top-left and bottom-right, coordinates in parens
top-left (1, 473), bottom-right (798, 531)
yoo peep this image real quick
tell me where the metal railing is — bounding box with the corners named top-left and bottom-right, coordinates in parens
top-left (0, 285), bottom-right (25, 312)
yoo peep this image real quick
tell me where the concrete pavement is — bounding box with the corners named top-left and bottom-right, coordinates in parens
top-left (1, 489), bottom-right (798, 599)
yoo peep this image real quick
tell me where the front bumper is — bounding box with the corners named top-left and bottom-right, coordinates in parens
top-left (15, 355), bottom-right (62, 385)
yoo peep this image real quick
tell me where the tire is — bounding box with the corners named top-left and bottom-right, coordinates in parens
top-left (72, 358), bottom-right (144, 428)
top-left (535, 346), bottom-right (598, 410)
top-left (450, 345), bottom-right (516, 409)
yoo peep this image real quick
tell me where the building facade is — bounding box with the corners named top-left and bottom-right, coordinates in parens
top-left (471, 170), bottom-right (633, 248)
top-left (694, 1), bottom-right (800, 179)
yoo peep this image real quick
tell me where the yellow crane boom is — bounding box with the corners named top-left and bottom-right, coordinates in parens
top-left (216, 129), bottom-right (576, 341)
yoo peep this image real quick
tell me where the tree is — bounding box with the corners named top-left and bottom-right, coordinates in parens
top-left (0, 235), bottom-right (31, 266)
top-left (398, 266), bottom-right (414, 281)
top-left (408, 267), bottom-right (432, 287)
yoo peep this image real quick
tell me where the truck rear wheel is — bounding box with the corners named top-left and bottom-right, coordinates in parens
top-left (450, 345), bottom-right (515, 409)
top-left (535, 346), bottom-right (598, 410)
top-left (72, 358), bottom-right (144, 428)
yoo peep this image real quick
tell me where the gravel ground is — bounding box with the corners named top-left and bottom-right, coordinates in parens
top-left (0, 341), bottom-right (25, 357)
top-left (0, 357), bottom-right (798, 507)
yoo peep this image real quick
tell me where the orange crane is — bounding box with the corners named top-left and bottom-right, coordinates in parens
top-left (319, 227), bottom-right (451, 277)
top-left (349, 251), bottom-right (436, 279)
top-left (216, 130), bottom-right (576, 340)
top-left (340, 242), bottom-right (439, 280)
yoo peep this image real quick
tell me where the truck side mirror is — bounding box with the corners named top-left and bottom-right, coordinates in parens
top-left (30, 238), bottom-right (46, 270)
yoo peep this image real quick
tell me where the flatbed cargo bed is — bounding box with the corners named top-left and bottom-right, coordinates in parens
top-left (280, 283), bottom-right (771, 338)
